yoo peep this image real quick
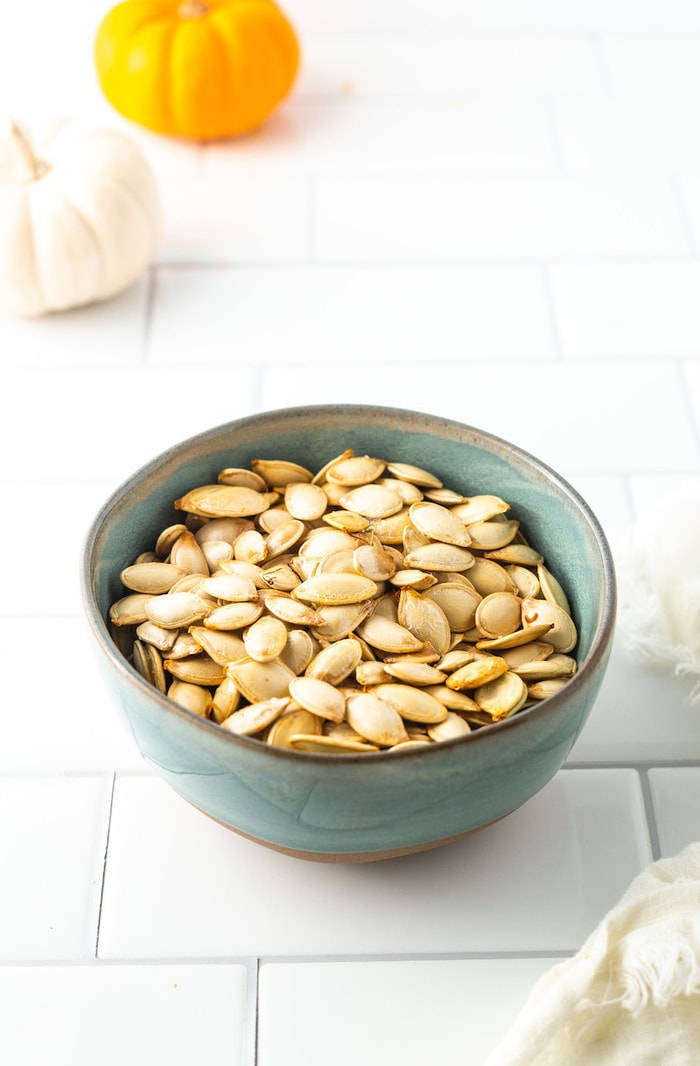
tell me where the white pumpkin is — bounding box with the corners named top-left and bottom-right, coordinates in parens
top-left (0, 117), bottom-right (161, 317)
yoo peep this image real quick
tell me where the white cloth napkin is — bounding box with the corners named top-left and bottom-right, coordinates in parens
top-left (484, 843), bottom-right (700, 1066)
top-left (620, 488), bottom-right (700, 704)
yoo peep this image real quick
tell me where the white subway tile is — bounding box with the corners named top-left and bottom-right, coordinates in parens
top-left (284, 0), bottom-right (700, 34)
top-left (555, 98), bottom-right (700, 170)
top-left (681, 359), bottom-right (700, 431)
top-left (314, 175), bottom-right (687, 260)
top-left (549, 261), bottom-right (700, 359)
top-left (0, 963), bottom-right (250, 1066)
top-left (675, 176), bottom-right (700, 251)
top-left (648, 768), bottom-right (700, 857)
top-left (296, 36), bottom-right (602, 98)
top-left (628, 473), bottom-right (700, 519)
top-left (261, 360), bottom-right (700, 475)
top-left (601, 35), bottom-right (700, 93)
top-left (569, 635), bottom-right (700, 763)
top-left (147, 264), bottom-right (555, 365)
top-left (0, 775), bottom-right (110, 959)
top-left (156, 177), bottom-right (310, 264)
top-left (200, 100), bottom-right (556, 177)
top-left (1, 367), bottom-right (259, 484)
top-left (259, 957), bottom-right (557, 1066)
top-left (98, 769), bottom-right (649, 957)
top-left (0, 620), bottom-right (144, 773)
top-left (0, 277), bottom-right (149, 367)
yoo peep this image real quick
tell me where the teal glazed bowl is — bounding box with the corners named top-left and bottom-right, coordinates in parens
top-left (81, 405), bottom-right (616, 862)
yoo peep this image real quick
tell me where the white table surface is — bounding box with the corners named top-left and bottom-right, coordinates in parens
top-left (2, 2), bottom-right (700, 1063)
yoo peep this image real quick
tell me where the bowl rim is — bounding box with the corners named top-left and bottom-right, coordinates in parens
top-left (80, 403), bottom-right (617, 766)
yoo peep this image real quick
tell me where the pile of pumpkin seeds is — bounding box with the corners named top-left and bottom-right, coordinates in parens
top-left (109, 450), bottom-right (578, 754)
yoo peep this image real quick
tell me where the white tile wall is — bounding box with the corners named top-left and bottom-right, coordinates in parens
top-left (3, 1), bottom-right (700, 1062)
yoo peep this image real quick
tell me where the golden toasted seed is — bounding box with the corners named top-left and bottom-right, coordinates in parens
top-left (289, 676), bottom-right (346, 723)
top-left (346, 692), bottom-right (408, 746)
top-left (527, 678), bottom-right (570, 700)
top-left (353, 543), bottom-right (397, 582)
top-left (265, 519), bottom-right (306, 558)
top-left (311, 449), bottom-right (354, 485)
top-left (168, 680), bottom-right (212, 717)
top-left (278, 629), bottom-right (316, 675)
top-left (403, 542), bottom-right (475, 573)
top-left (251, 459), bottom-right (314, 486)
top-left (194, 517), bottom-right (255, 545)
top-left (211, 676), bottom-right (241, 723)
top-left (451, 495), bottom-right (510, 524)
top-left (511, 656), bottom-right (577, 681)
top-left (169, 529), bottom-right (210, 575)
top-left (233, 529), bottom-right (268, 564)
top-left (499, 642), bottom-right (554, 667)
top-left (475, 592), bottom-right (522, 639)
top-left (298, 528), bottom-right (360, 559)
top-left (168, 631), bottom-right (203, 659)
top-left (135, 620), bottom-right (179, 652)
top-left (188, 627), bottom-right (247, 666)
top-left (475, 623), bottom-right (554, 651)
top-left (521, 597), bottom-right (577, 653)
top-left (175, 484), bottom-right (271, 518)
top-left (368, 508), bottom-right (412, 544)
top-left (266, 708), bottom-right (323, 747)
top-left (218, 559), bottom-right (268, 587)
top-left (120, 562), bottom-right (188, 594)
top-left (485, 544), bottom-right (544, 566)
top-left (284, 482), bottom-right (329, 521)
top-left (288, 734), bottom-right (379, 754)
top-left (339, 484), bottom-right (404, 519)
top-left (465, 557), bottom-right (517, 596)
top-left (537, 564), bottom-right (572, 615)
top-left (376, 477), bottom-right (424, 504)
top-left (386, 462), bottom-right (443, 488)
top-left (446, 653), bottom-right (509, 690)
top-left (384, 661), bottom-right (447, 685)
top-left (164, 653), bottom-right (226, 686)
top-left (110, 593), bottom-right (153, 626)
top-left (311, 600), bottom-right (374, 641)
top-left (427, 712), bottom-right (471, 742)
top-left (203, 600), bottom-right (265, 631)
top-left (155, 523), bottom-right (189, 557)
top-left (389, 569), bottom-right (439, 591)
top-left (357, 614), bottom-right (424, 654)
top-left (261, 562), bottom-right (300, 591)
top-left (355, 661), bottom-right (393, 686)
top-left (217, 467), bottom-right (267, 491)
top-left (200, 540), bottom-right (233, 572)
top-left (370, 683), bottom-right (448, 724)
top-left (200, 573), bottom-right (258, 602)
top-left (424, 583), bottom-right (481, 632)
top-left (505, 565), bottom-right (541, 599)
top-left (257, 506), bottom-right (294, 534)
top-left (322, 510), bottom-right (370, 532)
top-left (305, 638), bottom-right (364, 685)
top-left (326, 455), bottom-right (386, 486)
top-left (474, 671), bottom-right (528, 721)
top-left (398, 587), bottom-right (452, 657)
top-left (262, 593), bottom-right (322, 626)
top-left (243, 616), bottom-right (289, 662)
top-left (408, 502), bottom-right (472, 547)
top-left (422, 685), bottom-right (480, 712)
top-left (227, 658), bottom-right (296, 702)
top-left (145, 592), bottom-right (212, 629)
top-left (220, 696), bottom-right (291, 736)
top-left (293, 573), bottom-right (378, 606)
top-left (466, 519), bottom-right (519, 551)
top-left (132, 639), bottom-right (166, 692)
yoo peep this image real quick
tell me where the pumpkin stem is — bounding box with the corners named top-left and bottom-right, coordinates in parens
top-left (178, 0), bottom-right (209, 17)
top-left (7, 119), bottom-right (49, 182)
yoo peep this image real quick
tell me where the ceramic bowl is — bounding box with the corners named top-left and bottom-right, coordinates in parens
top-left (81, 405), bottom-right (616, 862)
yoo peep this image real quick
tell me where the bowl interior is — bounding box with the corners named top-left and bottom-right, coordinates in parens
top-left (89, 405), bottom-right (612, 670)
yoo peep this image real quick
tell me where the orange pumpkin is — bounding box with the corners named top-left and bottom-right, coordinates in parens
top-left (94, 0), bottom-right (300, 140)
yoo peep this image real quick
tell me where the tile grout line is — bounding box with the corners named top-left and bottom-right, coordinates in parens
top-left (540, 261), bottom-right (566, 359)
